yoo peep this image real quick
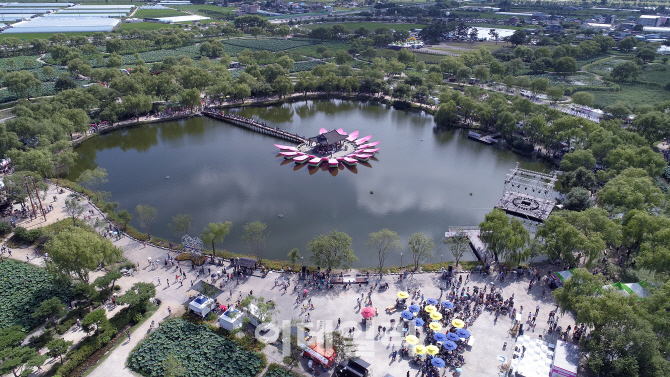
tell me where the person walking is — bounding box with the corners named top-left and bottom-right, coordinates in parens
top-left (157, 277), bottom-right (161, 286)
top-left (127, 331), bottom-right (131, 341)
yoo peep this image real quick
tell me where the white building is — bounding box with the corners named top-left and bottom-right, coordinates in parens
top-left (218, 309), bottom-right (245, 331)
top-left (638, 15), bottom-right (662, 27)
top-left (188, 295), bottom-right (215, 318)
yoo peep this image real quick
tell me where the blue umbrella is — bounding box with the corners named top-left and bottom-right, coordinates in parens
top-left (433, 333), bottom-right (447, 342)
top-left (446, 332), bottom-right (460, 342)
top-left (441, 301), bottom-right (454, 309)
top-left (408, 304), bottom-right (421, 313)
top-left (401, 311), bottom-right (414, 320)
top-left (431, 358), bottom-right (446, 368)
top-left (413, 318), bottom-right (424, 327)
top-left (425, 298), bottom-right (439, 306)
top-left (456, 328), bottom-right (470, 338)
top-left (443, 340), bottom-right (458, 351)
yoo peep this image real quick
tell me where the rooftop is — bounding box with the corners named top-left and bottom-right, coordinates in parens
top-left (308, 129), bottom-right (348, 145)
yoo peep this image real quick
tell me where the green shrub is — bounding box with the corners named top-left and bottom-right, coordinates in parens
top-left (205, 312), bottom-right (218, 322)
top-left (133, 313), bottom-right (143, 324)
top-left (0, 221), bottom-right (12, 237)
top-left (12, 226), bottom-right (43, 243)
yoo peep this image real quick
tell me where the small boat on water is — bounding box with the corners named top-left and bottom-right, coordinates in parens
top-left (361, 148), bottom-right (379, 154)
top-left (293, 155), bottom-right (310, 164)
top-left (346, 131), bottom-right (359, 141)
top-left (367, 141), bottom-right (380, 147)
top-left (354, 154), bottom-right (372, 161)
top-left (336, 128), bottom-right (347, 135)
top-left (280, 151), bottom-right (299, 159)
top-left (274, 144), bottom-right (297, 151)
top-left (308, 157), bottom-right (322, 166)
top-left (343, 157), bottom-right (358, 166)
top-left (355, 135), bottom-right (372, 145)
top-left (319, 128), bottom-right (327, 134)
top-left (328, 158), bottom-right (339, 168)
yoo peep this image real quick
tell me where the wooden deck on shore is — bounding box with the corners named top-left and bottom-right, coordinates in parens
top-left (467, 131), bottom-right (497, 145)
top-left (203, 110), bottom-right (307, 144)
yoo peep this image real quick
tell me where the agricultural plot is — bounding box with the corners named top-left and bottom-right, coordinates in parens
top-left (585, 57), bottom-right (628, 77)
top-left (134, 8), bottom-right (186, 18)
top-left (0, 259), bottom-right (71, 330)
top-left (123, 45), bottom-right (201, 65)
top-left (288, 41), bottom-right (350, 58)
top-left (530, 72), bottom-right (607, 87)
top-left (590, 83), bottom-right (670, 109)
top-left (290, 60), bottom-right (325, 73)
top-left (0, 55), bottom-right (42, 71)
top-left (221, 38), bottom-right (319, 53)
top-left (128, 319), bottom-right (265, 377)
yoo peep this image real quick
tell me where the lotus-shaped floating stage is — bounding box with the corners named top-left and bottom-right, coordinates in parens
top-left (275, 128), bottom-right (379, 173)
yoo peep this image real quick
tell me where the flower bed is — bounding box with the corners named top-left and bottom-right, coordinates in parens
top-left (128, 318), bottom-right (265, 377)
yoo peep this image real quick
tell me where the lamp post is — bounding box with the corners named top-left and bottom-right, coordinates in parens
top-left (441, 254), bottom-right (443, 265)
top-left (400, 253), bottom-right (403, 269)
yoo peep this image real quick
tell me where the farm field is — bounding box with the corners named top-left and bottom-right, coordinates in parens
top-left (134, 8), bottom-right (187, 18)
top-left (589, 83), bottom-right (670, 109)
top-left (127, 318), bottom-right (265, 377)
top-left (290, 60), bottom-right (325, 72)
top-left (221, 38), bottom-right (319, 52)
top-left (0, 259), bottom-right (72, 330)
top-left (428, 41), bottom-right (504, 53)
top-left (302, 22), bottom-right (427, 31)
top-left (0, 32), bottom-right (91, 42)
top-left (638, 64), bottom-right (670, 85)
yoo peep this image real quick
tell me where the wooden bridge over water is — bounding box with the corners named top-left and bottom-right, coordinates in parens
top-left (203, 110), bottom-right (307, 144)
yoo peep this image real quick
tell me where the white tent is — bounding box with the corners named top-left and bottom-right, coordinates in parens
top-left (189, 295), bottom-right (214, 318)
top-left (218, 309), bottom-right (244, 331)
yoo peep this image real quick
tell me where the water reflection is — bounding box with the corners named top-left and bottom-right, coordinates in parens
top-left (68, 99), bottom-right (551, 266)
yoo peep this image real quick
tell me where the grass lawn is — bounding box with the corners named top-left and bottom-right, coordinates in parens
top-left (590, 84), bottom-right (670, 109)
top-left (134, 8), bottom-right (186, 18)
top-left (116, 22), bottom-right (182, 31)
top-left (415, 52), bottom-right (444, 64)
top-left (302, 22), bottom-right (427, 31)
top-left (173, 4), bottom-right (236, 12)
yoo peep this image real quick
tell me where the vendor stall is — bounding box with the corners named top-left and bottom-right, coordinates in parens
top-left (303, 342), bottom-right (336, 369)
top-left (550, 270), bottom-right (574, 287)
top-left (551, 340), bottom-right (578, 377)
top-left (189, 295), bottom-right (215, 318)
top-left (218, 308), bottom-right (244, 331)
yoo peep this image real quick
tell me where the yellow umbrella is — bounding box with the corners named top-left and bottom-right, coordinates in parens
top-left (452, 319), bottom-right (465, 328)
top-left (429, 322), bottom-right (442, 331)
top-left (414, 345), bottom-right (427, 355)
top-left (426, 345), bottom-right (440, 355)
top-left (405, 335), bottom-right (419, 345)
top-left (397, 291), bottom-right (409, 299)
top-left (424, 305), bottom-right (437, 313)
top-left (430, 312), bottom-right (443, 321)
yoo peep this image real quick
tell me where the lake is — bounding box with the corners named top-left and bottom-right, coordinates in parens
top-left (69, 99), bottom-right (550, 267)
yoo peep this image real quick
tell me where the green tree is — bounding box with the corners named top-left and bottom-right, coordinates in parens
top-left (434, 100), bottom-right (460, 126)
top-left (572, 91), bottom-right (594, 107)
top-left (200, 221), bottom-right (232, 256)
top-left (0, 346), bottom-right (46, 377)
top-left (407, 232), bottom-right (435, 271)
top-left (0, 327), bottom-right (26, 352)
top-left (617, 36), bottom-right (638, 52)
top-left (546, 86), bottom-right (564, 102)
top-left (553, 57), bottom-right (577, 77)
top-left (116, 282), bottom-right (156, 312)
top-left (31, 297), bottom-right (65, 323)
top-left (308, 230), bottom-right (357, 270)
top-left (509, 29), bottom-right (527, 46)
top-left (45, 227), bottom-right (122, 282)
top-left (287, 248), bottom-right (300, 267)
top-left (242, 221), bottom-right (268, 262)
top-left (46, 339), bottom-right (72, 364)
top-left (240, 295), bottom-right (277, 323)
top-left (106, 53), bottom-right (123, 68)
top-left (560, 149), bottom-right (596, 172)
top-left (611, 61), bottom-right (641, 81)
top-left (367, 228), bottom-right (402, 275)
top-left (597, 168), bottom-right (664, 212)
top-left (479, 209), bottom-right (530, 265)
top-left (3, 70), bottom-right (41, 99)
top-left (168, 213), bottom-right (192, 238)
top-left (445, 229), bottom-right (470, 268)
top-left (77, 167), bottom-right (108, 202)
top-left (117, 209), bottom-right (133, 231)
top-left (272, 76), bottom-right (293, 98)
top-left (135, 204), bottom-right (157, 237)
top-left (473, 65), bottom-right (489, 83)
top-left (563, 187), bottom-right (592, 211)
top-left (553, 268), bottom-right (606, 314)
top-left (536, 215), bottom-right (602, 267)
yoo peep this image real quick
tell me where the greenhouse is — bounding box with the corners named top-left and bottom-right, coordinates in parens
top-left (0, 14), bottom-right (35, 21)
top-left (68, 4), bottom-right (134, 9)
top-left (47, 13), bottom-right (128, 17)
top-left (4, 16), bottom-right (121, 33)
top-left (156, 14), bottom-right (209, 23)
top-left (0, 8), bottom-right (55, 13)
top-left (0, 2), bottom-right (73, 6)
top-left (58, 9), bottom-right (132, 14)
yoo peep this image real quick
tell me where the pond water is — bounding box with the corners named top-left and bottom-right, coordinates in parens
top-left (69, 99), bottom-right (550, 267)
